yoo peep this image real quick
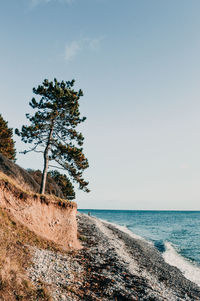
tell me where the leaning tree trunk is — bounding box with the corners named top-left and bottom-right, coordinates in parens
top-left (40, 125), bottom-right (54, 194)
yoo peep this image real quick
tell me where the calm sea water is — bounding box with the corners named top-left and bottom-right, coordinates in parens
top-left (79, 210), bottom-right (200, 286)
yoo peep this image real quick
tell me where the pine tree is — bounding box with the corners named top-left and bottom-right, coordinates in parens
top-left (0, 114), bottom-right (16, 161)
top-left (48, 170), bottom-right (75, 200)
top-left (15, 78), bottom-right (89, 195)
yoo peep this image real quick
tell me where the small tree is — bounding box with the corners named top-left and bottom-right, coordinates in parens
top-left (48, 170), bottom-right (75, 200)
top-left (0, 114), bottom-right (16, 161)
top-left (16, 78), bottom-right (89, 195)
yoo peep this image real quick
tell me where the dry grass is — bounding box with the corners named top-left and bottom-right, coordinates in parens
top-left (0, 171), bottom-right (77, 208)
top-left (0, 207), bottom-right (58, 300)
top-left (0, 171), bottom-right (77, 300)
top-left (0, 171), bottom-right (31, 194)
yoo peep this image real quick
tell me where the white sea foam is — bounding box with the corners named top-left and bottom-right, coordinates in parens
top-left (112, 224), bottom-right (146, 240)
top-left (98, 218), bottom-right (153, 243)
top-left (103, 219), bottom-right (200, 287)
top-left (88, 214), bottom-right (200, 288)
top-left (163, 242), bottom-right (200, 287)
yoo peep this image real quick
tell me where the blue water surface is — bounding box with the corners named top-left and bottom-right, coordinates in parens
top-left (79, 210), bottom-right (200, 265)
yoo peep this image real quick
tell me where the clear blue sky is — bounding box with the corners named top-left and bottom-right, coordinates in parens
top-left (1, 0), bottom-right (200, 209)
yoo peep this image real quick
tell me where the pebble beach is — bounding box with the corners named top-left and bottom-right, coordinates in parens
top-left (29, 213), bottom-right (200, 300)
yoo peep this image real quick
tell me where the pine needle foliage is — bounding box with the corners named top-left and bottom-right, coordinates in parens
top-left (0, 114), bottom-right (16, 161)
top-left (15, 79), bottom-right (89, 195)
top-left (48, 170), bottom-right (75, 200)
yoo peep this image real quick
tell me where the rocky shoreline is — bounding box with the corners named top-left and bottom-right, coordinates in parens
top-left (28, 213), bottom-right (200, 300)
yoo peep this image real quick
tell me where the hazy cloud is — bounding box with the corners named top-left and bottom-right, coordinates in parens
top-left (65, 37), bottom-right (103, 61)
top-left (31, 0), bottom-right (73, 7)
top-left (65, 40), bottom-right (82, 61)
top-left (87, 37), bottom-right (103, 50)
top-left (180, 163), bottom-right (190, 169)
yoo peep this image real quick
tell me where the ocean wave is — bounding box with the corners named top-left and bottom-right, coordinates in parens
top-left (102, 218), bottom-right (200, 287)
top-left (154, 240), bottom-right (166, 253)
top-left (163, 242), bottom-right (200, 287)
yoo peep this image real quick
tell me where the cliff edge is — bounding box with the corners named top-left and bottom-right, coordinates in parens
top-left (0, 154), bottom-right (81, 251)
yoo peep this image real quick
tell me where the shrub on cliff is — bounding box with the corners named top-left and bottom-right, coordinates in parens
top-left (0, 114), bottom-right (16, 161)
top-left (27, 168), bottom-right (76, 199)
top-left (27, 169), bottom-right (64, 198)
top-left (0, 153), bottom-right (40, 193)
top-left (16, 79), bottom-right (89, 195)
top-left (48, 170), bottom-right (75, 200)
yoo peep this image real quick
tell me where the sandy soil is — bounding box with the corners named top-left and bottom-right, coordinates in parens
top-left (0, 177), bottom-right (80, 250)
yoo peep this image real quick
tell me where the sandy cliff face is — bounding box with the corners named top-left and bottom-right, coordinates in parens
top-left (0, 176), bottom-right (81, 250)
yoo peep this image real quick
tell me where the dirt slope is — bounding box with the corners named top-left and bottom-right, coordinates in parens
top-left (0, 153), bottom-right (40, 193)
top-left (0, 157), bottom-right (81, 300)
top-left (0, 153), bottom-right (64, 197)
top-left (0, 172), bottom-right (80, 250)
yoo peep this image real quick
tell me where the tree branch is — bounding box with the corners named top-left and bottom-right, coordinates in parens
top-left (48, 164), bottom-right (66, 171)
top-left (19, 140), bottom-right (44, 154)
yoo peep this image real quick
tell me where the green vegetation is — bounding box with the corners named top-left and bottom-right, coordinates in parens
top-left (16, 78), bottom-right (89, 195)
top-left (48, 170), bottom-right (75, 200)
top-left (0, 114), bottom-right (16, 161)
top-left (27, 169), bottom-right (76, 199)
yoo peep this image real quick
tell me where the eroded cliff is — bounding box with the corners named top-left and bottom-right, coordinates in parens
top-left (0, 172), bottom-right (81, 250)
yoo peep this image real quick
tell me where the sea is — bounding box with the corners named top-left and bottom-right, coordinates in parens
top-left (79, 209), bottom-right (200, 287)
